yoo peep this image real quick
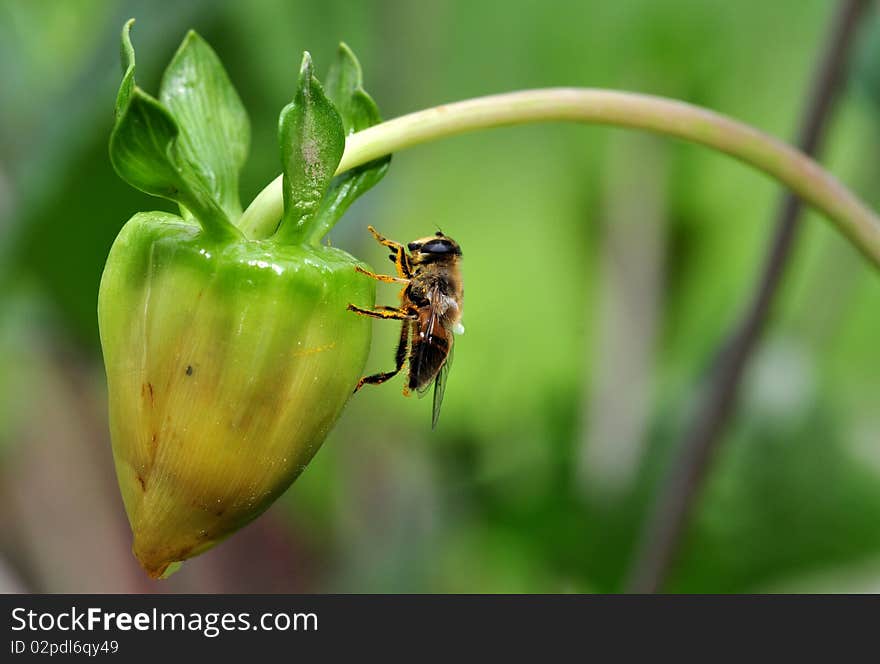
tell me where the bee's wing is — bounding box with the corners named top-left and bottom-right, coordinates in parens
top-left (413, 305), bottom-right (445, 398)
top-left (412, 286), bottom-right (454, 429)
top-left (431, 342), bottom-right (453, 429)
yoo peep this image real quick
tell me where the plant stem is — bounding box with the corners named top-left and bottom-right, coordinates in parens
top-left (624, 0), bottom-right (870, 593)
top-left (240, 88), bottom-right (880, 268)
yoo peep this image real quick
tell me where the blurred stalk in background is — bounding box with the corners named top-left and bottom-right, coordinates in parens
top-left (627, 0), bottom-right (873, 593)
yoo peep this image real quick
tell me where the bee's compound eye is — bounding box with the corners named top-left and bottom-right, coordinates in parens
top-left (407, 242), bottom-right (422, 251)
top-left (420, 239), bottom-right (454, 254)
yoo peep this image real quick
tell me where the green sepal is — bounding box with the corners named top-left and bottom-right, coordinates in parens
top-left (109, 20), bottom-right (240, 241)
top-left (324, 43), bottom-right (382, 134)
top-left (274, 52), bottom-right (346, 244)
top-left (308, 43), bottom-right (390, 244)
top-left (160, 30), bottom-right (250, 221)
top-left (115, 20), bottom-right (136, 118)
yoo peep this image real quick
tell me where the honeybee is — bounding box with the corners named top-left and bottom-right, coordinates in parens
top-left (348, 225), bottom-right (464, 428)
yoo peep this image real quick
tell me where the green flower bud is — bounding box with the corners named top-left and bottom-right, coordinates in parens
top-left (99, 216), bottom-right (373, 576)
top-left (100, 21), bottom-right (389, 577)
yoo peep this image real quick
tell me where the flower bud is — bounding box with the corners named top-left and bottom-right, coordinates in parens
top-left (101, 22), bottom-right (388, 576)
top-left (99, 215), bottom-right (373, 577)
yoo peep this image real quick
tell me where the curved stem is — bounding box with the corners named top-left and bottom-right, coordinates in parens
top-left (240, 88), bottom-right (880, 268)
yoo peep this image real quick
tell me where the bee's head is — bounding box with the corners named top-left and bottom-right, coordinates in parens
top-left (407, 231), bottom-right (462, 262)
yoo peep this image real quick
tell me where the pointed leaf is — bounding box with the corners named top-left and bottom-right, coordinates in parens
top-left (110, 19), bottom-right (181, 198)
top-left (275, 52), bottom-right (345, 243)
top-left (308, 43), bottom-right (390, 243)
top-left (109, 21), bottom-right (239, 240)
top-left (110, 84), bottom-right (187, 201)
top-left (160, 31), bottom-right (250, 220)
top-left (115, 19), bottom-right (136, 118)
top-left (324, 42), bottom-right (381, 134)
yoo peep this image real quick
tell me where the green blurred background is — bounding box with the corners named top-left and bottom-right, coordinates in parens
top-left (3, 0), bottom-right (880, 593)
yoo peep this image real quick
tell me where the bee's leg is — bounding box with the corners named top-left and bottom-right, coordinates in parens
top-left (387, 245), bottom-right (413, 278)
top-left (346, 304), bottom-right (412, 320)
top-left (367, 225), bottom-right (404, 251)
top-left (354, 322), bottom-right (410, 392)
top-left (367, 225), bottom-right (412, 278)
top-left (354, 265), bottom-right (409, 284)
